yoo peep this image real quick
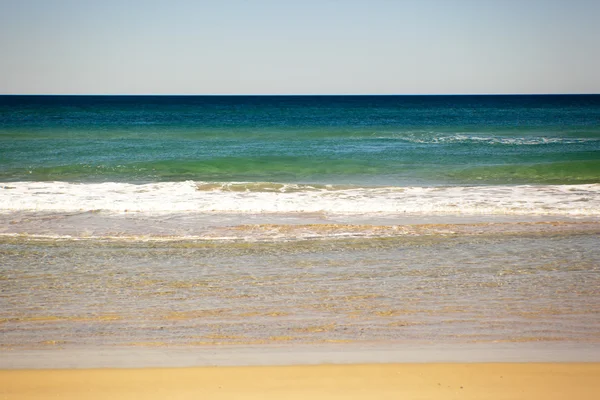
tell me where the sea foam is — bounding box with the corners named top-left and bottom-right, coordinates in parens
top-left (1, 181), bottom-right (599, 216)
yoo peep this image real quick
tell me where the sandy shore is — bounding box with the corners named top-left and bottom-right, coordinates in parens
top-left (1, 363), bottom-right (599, 400)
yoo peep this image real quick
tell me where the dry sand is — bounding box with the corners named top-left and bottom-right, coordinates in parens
top-left (1, 363), bottom-right (599, 400)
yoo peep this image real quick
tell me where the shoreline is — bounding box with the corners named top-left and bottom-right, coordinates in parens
top-left (2, 342), bottom-right (600, 369)
top-left (1, 215), bottom-right (599, 243)
top-left (2, 363), bottom-right (599, 400)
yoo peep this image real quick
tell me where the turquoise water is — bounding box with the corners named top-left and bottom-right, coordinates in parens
top-left (1, 95), bottom-right (599, 185)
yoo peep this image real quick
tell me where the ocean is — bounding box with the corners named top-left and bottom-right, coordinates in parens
top-left (1, 95), bottom-right (599, 363)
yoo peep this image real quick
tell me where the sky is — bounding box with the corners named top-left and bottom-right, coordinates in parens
top-left (1, 0), bottom-right (599, 95)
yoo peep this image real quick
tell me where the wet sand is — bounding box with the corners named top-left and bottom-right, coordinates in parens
top-left (1, 363), bottom-right (599, 400)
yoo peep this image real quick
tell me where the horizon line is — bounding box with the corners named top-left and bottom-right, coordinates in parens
top-left (1, 93), bottom-right (599, 97)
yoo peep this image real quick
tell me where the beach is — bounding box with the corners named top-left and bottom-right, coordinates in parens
top-left (3, 0), bottom-right (600, 393)
top-left (2, 363), bottom-right (600, 400)
top-left (1, 95), bottom-right (599, 396)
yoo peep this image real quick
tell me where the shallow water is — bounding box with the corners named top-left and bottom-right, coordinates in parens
top-left (2, 229), bottom-right (598, 350)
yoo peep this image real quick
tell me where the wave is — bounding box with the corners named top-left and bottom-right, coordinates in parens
top-left (377, 133), bottom-right (600, 145)
top-left (194, 182), bottom-right (358, 192)
top-left (3, 220), bottom-right (599, 243)
top-left (1, 181), bottom-right (600, 216)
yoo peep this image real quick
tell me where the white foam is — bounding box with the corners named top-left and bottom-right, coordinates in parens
top-left (1, 181), bottom-right (599, 216)
top-left (390, 134), bottom-right (600, 145)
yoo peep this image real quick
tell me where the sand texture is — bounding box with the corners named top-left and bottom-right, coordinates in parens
top-left (1, 363), bottom-right (599, 400)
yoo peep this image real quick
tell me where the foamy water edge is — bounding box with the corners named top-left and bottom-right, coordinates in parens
top-left (1, 181), bottom-right (599, 216)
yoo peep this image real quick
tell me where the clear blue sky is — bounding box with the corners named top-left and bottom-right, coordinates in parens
top-left (1, 0), bottom-right (599, 94)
